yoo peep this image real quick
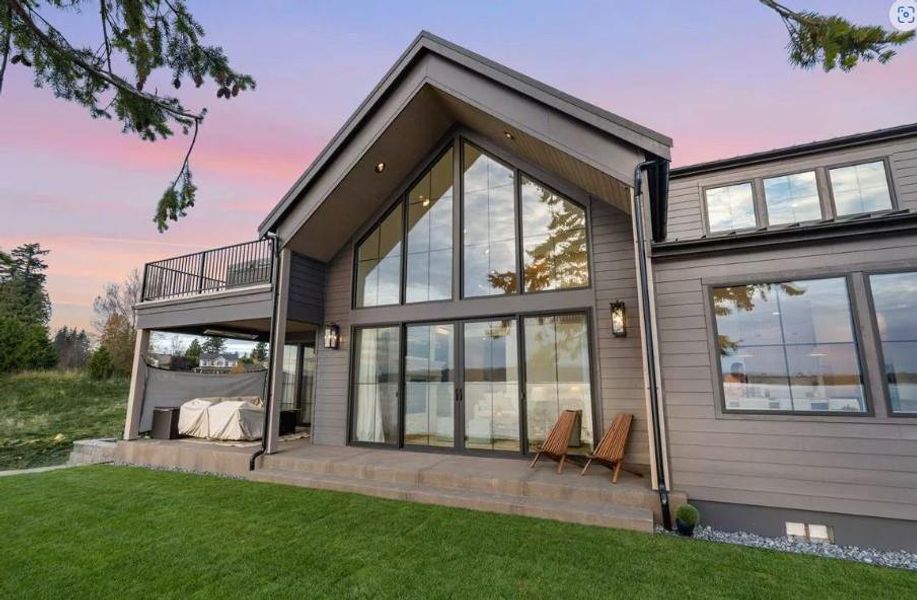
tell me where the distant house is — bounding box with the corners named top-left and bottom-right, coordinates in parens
top-left (146, 352), bottom-right (172, 369)
top-left (198, 352), bottom-right (240, 372)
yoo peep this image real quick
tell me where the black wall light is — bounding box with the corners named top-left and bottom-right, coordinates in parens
top-left (323, 323), bottom-right (340, 349)
top-left (610, 301), bottom-right (626, 337)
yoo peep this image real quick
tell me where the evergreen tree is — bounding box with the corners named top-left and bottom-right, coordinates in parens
top-left (0, 1), bottom-right (255, 230)
top-left (0, 316), bottom-right (56, 372)
top-left (184, 338), bottom-right (202, 368)
top-left (53, 326), bottom-right (91, 369)
top-left (201, 336), bottom-right (225, 355)
top-left (0, 243), bottom-right (51, 326)
top-left (251, 341), bottom-right (268, 363)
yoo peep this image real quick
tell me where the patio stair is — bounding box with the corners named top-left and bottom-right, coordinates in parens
top-left (249, 448), bottom-right (679, 533)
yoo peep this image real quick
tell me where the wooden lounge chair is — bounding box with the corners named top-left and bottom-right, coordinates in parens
top-left (529, 409), bottom-right (582, 474)
top-left (580, 413), bottom-right (633, 483)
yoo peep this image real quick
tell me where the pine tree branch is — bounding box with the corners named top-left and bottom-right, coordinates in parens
top-left (0, 4), bottom-right (10, 95)
top-left (99, 0), bottom-right (112, 73)
top-left (6, 0), bottom-right (202, 122)
top-left (171, 118), bottom-right (197, 189)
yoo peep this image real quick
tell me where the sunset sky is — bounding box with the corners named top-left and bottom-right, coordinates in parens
top-left (2, 0), bottom-right (916, 336)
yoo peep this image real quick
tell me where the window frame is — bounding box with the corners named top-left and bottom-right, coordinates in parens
top-left (825, 157), bottom-right (898, 219)
top-left (459, 139), bottom-right (593, 299)
top-left (351, 133), bottom-right (593, 310)
top-left (760, 168), bottom-right (824, 227)
top-left (701, 180), bottom-right (759, 235)
top-left (351, 138), bottom-right (458, 310)
top-left (705, 272), bottom-right (874, 417)
top-left (345, 308), bottom-right (600, 457)
top-left (864, 266), bottom-right (917, 418)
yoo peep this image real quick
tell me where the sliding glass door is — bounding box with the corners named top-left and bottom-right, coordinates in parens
top-left (405, 323), bottom-right (455, 447)
top-left (351, 312), bottom-right (593, 454)
top-left (463, 319), bottom-right (521, 452)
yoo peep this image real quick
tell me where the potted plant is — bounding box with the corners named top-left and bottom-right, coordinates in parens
top-left (675, 504), bottom-right (700, 537)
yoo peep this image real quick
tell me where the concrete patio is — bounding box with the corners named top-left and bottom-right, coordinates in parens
top-left (115, 438), bottom-right (685, 532)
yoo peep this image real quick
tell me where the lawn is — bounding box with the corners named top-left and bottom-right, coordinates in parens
top-left (0, 467), bottom-right (913, 599)
top-left (0, 371), bottom-right (128, 470)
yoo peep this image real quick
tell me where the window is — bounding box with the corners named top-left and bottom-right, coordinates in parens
top-left (523, 313), bottom-right (593, 452)
top-left (712, 277), bottom-right (866, 413)
top-left (405, 324), bottom-right (455, 446)
top-left (829, 161), bottom-right (892, 216)
top-left (352, 326), bottom-right (401, 444)
top-left (705, 183), bottom-right (756, 233)
top-left (869, 271), bottom-right (917, 414)
top-left (355, 205), bottom-right (402, 307)
top-left (763, 171), bottom-right (822, 225)
top-left (521, 176), bottom-right (589, 292)
top-left (462, 144), bottom-right (517, 297)
top-left (463, 319), bottom-right (520, 451)
top-left (407, 150), bottom-right (453, 303)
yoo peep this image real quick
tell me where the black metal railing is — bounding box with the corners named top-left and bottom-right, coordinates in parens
top-left (141, 239), bottom-right (274, 301)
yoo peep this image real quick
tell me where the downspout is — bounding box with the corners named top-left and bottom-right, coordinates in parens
top-left (633, 159), bottom-right (673, 531)
top-left (250, 231), bottom-right (281, 471)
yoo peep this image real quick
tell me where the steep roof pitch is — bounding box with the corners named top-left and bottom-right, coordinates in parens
top-left (258, 31), bottom-right (672, 237)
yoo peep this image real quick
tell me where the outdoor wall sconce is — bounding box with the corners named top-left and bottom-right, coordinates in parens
top-left (610, 301), bottom-right (626, 337)
top-left (323, 323), bottom-right (340, 349)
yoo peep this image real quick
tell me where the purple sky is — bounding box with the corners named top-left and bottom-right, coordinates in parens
top-left (2, 1), bottom-right (915, 334)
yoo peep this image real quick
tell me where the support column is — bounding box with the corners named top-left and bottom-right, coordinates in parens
top-left (265, 248), bottom-right (291, 454)
top-left (123, 328), bottom-right (151, 440)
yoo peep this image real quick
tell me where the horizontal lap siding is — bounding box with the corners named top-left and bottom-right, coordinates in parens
top-left (654, 233), bottom-right (917, 522)
top-left (288, 253), bottom-right (325, 324)
top-left (311, 246), bottom-right (352, 445)
top-left (666, 136), bottom-right (917, 242)
top-left (590, 199), bottom-right (649, 467)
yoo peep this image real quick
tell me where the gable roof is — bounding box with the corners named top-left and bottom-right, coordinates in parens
top-left (258, 31), bottom-right (672, 237)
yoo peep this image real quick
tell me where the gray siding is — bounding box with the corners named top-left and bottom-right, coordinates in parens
top-left (590, 198), bottom-right (650, 467)
top-left (288, 252), bottom-right (325, 324)
top-left (311, 245), bottom-right (353, 446)
top-left (666, 136), bottom-right (917, 242)
top-left (653, 232), bottom-right (917, 522)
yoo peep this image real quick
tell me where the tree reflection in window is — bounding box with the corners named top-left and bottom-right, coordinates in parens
top-left (713, 278), bottom-right (865, 413)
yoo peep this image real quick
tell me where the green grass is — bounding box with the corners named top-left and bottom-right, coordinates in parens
top-left (0, 467), bottom-right (913, 599)
top-left (0, 371), bottom-right (128, 470)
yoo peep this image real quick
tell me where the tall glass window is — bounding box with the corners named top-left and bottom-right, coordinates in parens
top-left (870, 271), bottom-right (917, 414)
top-left (407, 150), bottom-right (453, 303)
top-left (462, 144), bottom-right (517, 297)
top-left (763, 171), bottom-right (822, 225)
top-left (352, 326), bottom-right (401, 444)
top-left (705, 183), bottom-right (756, 233)
top-left (524, 313), bottom-right (593, 453)
top-left (713, 277), bottom-right (865, 413)
top-left (463, 319), bottom-right (520, 451)
top-left (829, 161), bottom-right (892, 216)
top-left (521, 177), bottom-right (589, 292)
top-left (355, 205), bottom-right (403, 307)
top-left (405, 324), bottom-right (455, 446)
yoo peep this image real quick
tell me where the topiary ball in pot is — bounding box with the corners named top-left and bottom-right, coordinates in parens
top-left (675, 503), bottom-right (700, 537)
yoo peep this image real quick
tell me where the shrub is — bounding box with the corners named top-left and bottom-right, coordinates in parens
top-left (675, 503), bottom-right (700, 527)
top-left (87, 346), bottom-right (116, 380)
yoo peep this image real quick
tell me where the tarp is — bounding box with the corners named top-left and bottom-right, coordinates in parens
top-left (139, 362), bottom-right (267, 432)
top-left (206, 400), bottom-right (264, 441)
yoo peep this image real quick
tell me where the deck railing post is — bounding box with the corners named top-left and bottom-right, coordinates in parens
top-left (197, 252), bottom-right (207, 294)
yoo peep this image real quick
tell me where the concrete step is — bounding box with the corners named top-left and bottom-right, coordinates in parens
top-left (261, 452), bottom-right (672, 514)
top-left (248, 467), bottom-right (655, 533)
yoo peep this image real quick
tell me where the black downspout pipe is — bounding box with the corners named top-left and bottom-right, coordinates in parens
top-left (250, 232), bottom-right (281, 471)
top-left (634, 159), bottom-right (673, 531)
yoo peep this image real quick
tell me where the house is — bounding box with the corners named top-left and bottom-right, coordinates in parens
top-left (198, 352), bottom-right (241, 371)
top-left (120, 32), bottom-right (917, 552)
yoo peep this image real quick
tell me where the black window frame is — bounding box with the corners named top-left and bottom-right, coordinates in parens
top-left (864, 266), bottom-right (917, 417)
top-left (706, 273), bottom-right (873, 417)
top-left (701, 180), bottom-right (759, 235)
top-left (825, 157), bottom-right (898, 219)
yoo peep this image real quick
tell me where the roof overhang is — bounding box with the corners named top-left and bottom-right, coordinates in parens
top-left (260, 32), bottom-right (673, 261)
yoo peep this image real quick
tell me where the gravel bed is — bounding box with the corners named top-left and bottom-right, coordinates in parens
top-left (658, 525), bottom-right (917, 571)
